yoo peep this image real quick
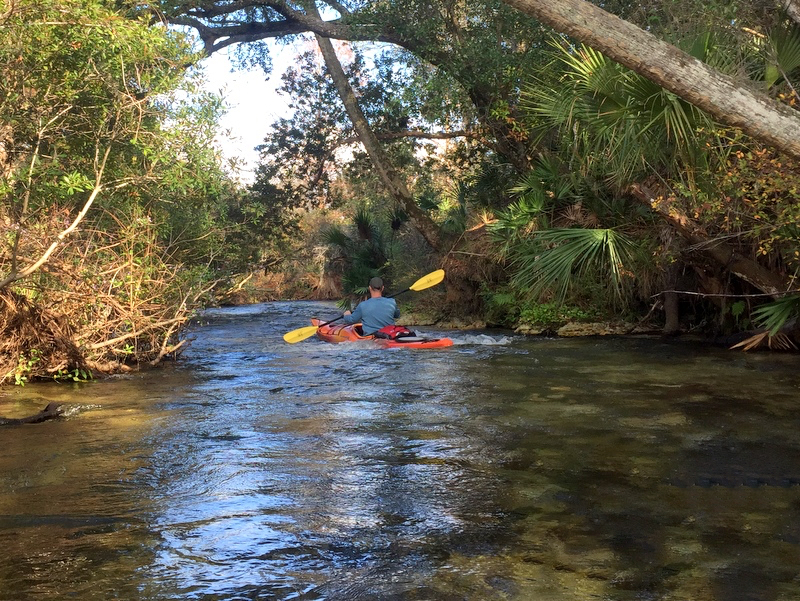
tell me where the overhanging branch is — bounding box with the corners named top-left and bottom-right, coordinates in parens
top-left (169, 1), bottom-right (399, 56)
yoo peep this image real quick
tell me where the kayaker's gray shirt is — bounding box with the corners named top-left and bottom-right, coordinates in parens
top-left (343, 296), bottom-right (400, 335)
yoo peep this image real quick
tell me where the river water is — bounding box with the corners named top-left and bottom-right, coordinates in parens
top-left (1, 300), bottom-right (800, 600)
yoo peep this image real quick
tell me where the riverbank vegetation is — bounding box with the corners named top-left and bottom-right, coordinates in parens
top-left (3, 0), bottom-right (800, 383)
top-left (209, 0), bottom-right (800, 344)
top-left (0, 0), bottom-right (264, 383)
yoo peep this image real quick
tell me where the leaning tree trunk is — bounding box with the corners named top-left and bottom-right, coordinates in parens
top-left (629, 183), bottom-right (794, 298)
top-left (784, 0), bottom-right (800, 27)
top-left (502, 0), bottom-right (800, 161)
top-left (307, 5), bottom-right (444, 253)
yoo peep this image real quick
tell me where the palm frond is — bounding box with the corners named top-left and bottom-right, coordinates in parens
top-left (467, 160), bottom-right (517, 208)
top-left (488, 198), bottom-right (542, 255)
top-left (730, 330), bottom-right (797, 351)
top-left (442, 179), bottom-right (469, 208)
top-left (751, 294), bottom-right (800, 336)
top-left (521, 38), bottom-right (723, 191)
top-left (322, 225), bottom-right (352, 250)
top-left (509, 227), bottom-right (637, 303)
top-left (416, 189), bottom-right (440, 212)
top-left (353, 205), bottom-right (377, 241)
top-left (766, 20), bottom-right (800, 88)
top-left (388, 205), bottom-right (408, 231)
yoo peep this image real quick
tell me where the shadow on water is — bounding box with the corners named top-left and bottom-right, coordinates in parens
top-left (1, 300), bottom-right (800, 600)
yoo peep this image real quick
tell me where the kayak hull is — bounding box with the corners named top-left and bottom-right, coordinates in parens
top-left (311, 318), bottom-right (453, 349)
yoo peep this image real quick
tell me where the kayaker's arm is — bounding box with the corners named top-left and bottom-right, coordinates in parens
top-left (343, 307), bottom-right (360, 325)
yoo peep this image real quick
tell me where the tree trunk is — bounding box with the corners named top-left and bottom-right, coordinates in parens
top-left (629, 183), bottom-right (794, 298)
top-left (662, 262), bottom-right (681, 335)
top-left (784, 0), bottom-right (800, 26)
top-left (307, 6), bottom-right (444, 252)
top-left (503, 0), bottom-right (800, 161)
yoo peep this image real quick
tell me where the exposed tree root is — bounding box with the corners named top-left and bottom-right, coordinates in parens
top-left (0, 290), bottom-right (86, 382)
top-left (1, 206), bottom-right (206, 384)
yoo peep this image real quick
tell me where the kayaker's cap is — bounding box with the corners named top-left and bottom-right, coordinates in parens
top-left (369, 276), bottom-right (384, 290)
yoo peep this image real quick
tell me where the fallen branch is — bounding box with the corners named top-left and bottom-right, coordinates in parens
top-left (85, 315), bottom-right (187, 350)
top-left (149, 338), bottom-right (188, 366)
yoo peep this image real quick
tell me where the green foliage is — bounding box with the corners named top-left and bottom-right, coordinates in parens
top-left (322, 205), bottom-right (395, 297)
top-left (482, 284), bottom-right (597, 328)
top-left (489, 145), bottom-right (649, 315)
top-left (522, 39), bottom-right (721, 191)
top-left (54, 367), bottom-right (93, 383)
top-left (752, 295), bottom-right (800, 337)
top-left (0, 0), bottom-right (253, 279)
top-left (729, 300), bottom-right (749, 328)
top-left (252, 49), bottom-right (371, 214)
top-left (520, 302), bottom-right (596, 326)
top-left (492, 154), bottom-right (578, 250)
top-left (6, 350), bottom-right (41, 387)
top-left (505, 228), bottom-right (638, 305)
top-left (711, 148), bottom-right (800, 268)
top-left (503, 24), bottom-right (800, 339)
top-left (360, 1), bottom-right (549, 126)
top-left (412, 180), bottom-right (471, 235)
top-left (389, 205), bottom-right (409, 231)
top-left (0, 0), bottom-right (259, 380)
top-left (757, 18), bottom-right (800, 91)
top-left (59, 173), bottom-right (94, 196)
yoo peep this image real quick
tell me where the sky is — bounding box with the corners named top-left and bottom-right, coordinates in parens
top-left (200, 47), bottom-right (294, 183)
top-left (199, 37), bottom-right (383, 184)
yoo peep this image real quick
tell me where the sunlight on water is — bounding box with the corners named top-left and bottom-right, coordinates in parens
top-left (1, 301), bottom-right (799, 600)
top-left (450, 333), bottom-right (514, 345)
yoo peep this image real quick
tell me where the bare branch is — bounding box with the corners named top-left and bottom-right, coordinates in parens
top-left (169, 1), bottom-right (399, 56)
top-left (0, 145), bottom-right (110, 289)
top-left (86, 315), bottom-right (187, 350)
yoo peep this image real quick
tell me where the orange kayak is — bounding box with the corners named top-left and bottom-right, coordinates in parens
top-left (311, 318), bottom-right (453, 349)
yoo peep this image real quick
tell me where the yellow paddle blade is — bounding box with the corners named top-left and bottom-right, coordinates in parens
top-left (408, 269), bottom-right (445, 292)
top-left (283, 325), bottom-right (321, 344)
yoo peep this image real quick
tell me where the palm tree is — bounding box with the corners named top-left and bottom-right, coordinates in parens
top-left (523, 38), bottom-right (723, 192)
top-left (510, 26), bottom-right (800, 344)
top-left (490, 153), bottom-right (642, 308)
top-left (322, 205), bottom-right (394, 303)
top-left (489, 33), bottom-right (730, 315)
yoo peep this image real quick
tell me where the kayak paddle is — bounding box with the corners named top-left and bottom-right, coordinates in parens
top-left (282, 269), bottom-right (445, 344)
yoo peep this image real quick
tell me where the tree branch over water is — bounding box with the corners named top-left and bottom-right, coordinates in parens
top-left (501, 0), bottom-right (800, 160)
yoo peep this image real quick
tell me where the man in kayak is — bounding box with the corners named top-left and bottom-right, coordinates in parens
top-left (343, 276), bottom-right (401, 335)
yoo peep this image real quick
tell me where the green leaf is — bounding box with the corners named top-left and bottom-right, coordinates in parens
top-left (752, 295), bottom-right (800, 337)
top-left (509, 227), bottom-right (637, 304)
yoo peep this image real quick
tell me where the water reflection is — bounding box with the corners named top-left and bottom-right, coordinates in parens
top-left (1, 302), bottom-right (799, 600)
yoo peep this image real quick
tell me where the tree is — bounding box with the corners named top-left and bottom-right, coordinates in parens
top-left (307, 5), bottom-right (443, 250)
top-left (501, 0), bottom-right (800, 160)
top-left (0, 0), bottom-right (243, 381)
top-left (164, 0), bottom-right (800, 334)
top-left (166, 1), bottom-right (551, 173)
top-left (165, 0), bottom-right (800, 158)
top-left (508, 27), bottom-right (800, 341)
top-left (525, 38), bottom-right (797, 298)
